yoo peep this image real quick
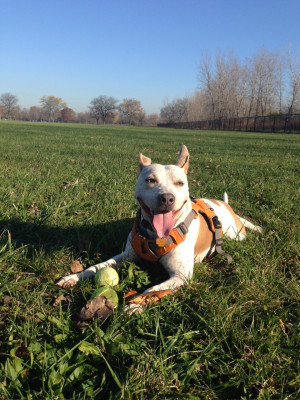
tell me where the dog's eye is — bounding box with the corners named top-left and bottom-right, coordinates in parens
top-left (146, 178), bottom-right (156, 184)
top-left (175, 181), bottom-right (184, 187)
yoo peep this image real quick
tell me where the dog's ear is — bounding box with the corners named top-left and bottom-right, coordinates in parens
top-left (139, 153), bottom-right (151, 171)
top-left (176, 145), bottom-right (189, 174)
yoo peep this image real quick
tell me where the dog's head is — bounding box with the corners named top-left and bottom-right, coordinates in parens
top-left (134, 145), bottom-right (190, 238)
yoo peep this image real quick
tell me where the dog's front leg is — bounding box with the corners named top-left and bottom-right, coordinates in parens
top-left (143, 242), bottom-right (195, 293)
top-left (56, 235), bottom-right (138, 288)
top-left (142, 274), bottom-right (187, 294)
top-left (56, 254), bottom-right (123, 288)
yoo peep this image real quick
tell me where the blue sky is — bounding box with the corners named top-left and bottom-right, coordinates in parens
top-left (0, 0), bottom-right (299, 114)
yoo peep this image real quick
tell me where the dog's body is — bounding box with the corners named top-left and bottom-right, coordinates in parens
top-left (57, 146), bottom-right (261, 297)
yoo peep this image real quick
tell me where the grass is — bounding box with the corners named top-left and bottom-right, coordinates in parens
top-left (0, 121), bottom-right (299, 399)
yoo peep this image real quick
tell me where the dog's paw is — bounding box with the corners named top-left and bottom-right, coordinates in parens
top-left (255, 225), bottom-right (263, 234)
top-left (56, 274), bottom-right (79, 288)
top-left (123, 303), bottom-right (144, 315)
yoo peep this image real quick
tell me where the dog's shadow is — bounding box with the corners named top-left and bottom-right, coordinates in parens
top-left (0, 217), bottom-right (133, 261)
top-left (0, 216), bottom-right (169, 285)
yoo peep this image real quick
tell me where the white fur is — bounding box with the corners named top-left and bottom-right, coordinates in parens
top-left (237, 216), bottom-right (263, 233)
top-left (223, 192), bottom-right (228, 204)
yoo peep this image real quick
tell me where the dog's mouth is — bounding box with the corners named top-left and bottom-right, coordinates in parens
top-left (138, 198), bottom-right (186, 238)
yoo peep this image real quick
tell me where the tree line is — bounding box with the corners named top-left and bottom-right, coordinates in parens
top-left (160, 48), bottom-right (300, 123)
top-left (0, 94), bottom-right (160, 126)
top-left (1, 48), bottom-right (299, 126)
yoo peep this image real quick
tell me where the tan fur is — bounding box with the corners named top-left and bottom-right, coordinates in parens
top-left (209, 199), bottom-right (246, 235)
top-left (194, 214), bottom-right (214, 255)
top-left (223, 202), bottom-right (246, 235)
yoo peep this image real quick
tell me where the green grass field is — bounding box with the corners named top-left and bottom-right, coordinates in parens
top-left (0, 121), bottom-right (299, 399)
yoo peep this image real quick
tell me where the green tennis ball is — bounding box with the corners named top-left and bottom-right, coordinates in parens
top-left (90, 286), bottom-right (118, 308)
top-left (94, 267), bottom-right (119, 287)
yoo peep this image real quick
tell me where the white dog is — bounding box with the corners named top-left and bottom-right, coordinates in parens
top-left (57, 145), bottom-right (261, 298)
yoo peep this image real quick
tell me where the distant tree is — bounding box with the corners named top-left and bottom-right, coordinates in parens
top-left (61, 107), bottom-right (76, 122)
top-left (136, 110), bottom-right (146, 125)
top-left (89, 95), bottom-right (118, 124)
top-left (185, 91), bottom-right (209, 121)
top-left (77, 112), bottom-right (94, 124)
top-left (0, 92), bottom-right (18, 119)
top-left (146, 113), bottom-right (159, 125)
top-left (106, 111), bottom-right (119, 124)
top-left (246, 49), bottom-right (279, 117)
top-left (118, 98), bottom-right (143, 125)
top-left (18, 108), bottom-right (30, 121)
top-left (287, 49), bottom-right (300, 114)
top-left (160, 103), bottom-right (175, 123)
top-left (0, 105), bottom-right (5, 119)
top-left (160, 98), bottom-right (188, 123)
top-left (196, 49), bottom-right (285, 120)
top-left (198, 52), bottom-right (216, 119)
top-left (29, 106), bottom-right (42, 121)
top-left (40, 96), bottom-right (67, 122)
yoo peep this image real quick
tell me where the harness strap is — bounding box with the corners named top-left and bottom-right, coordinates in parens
top-left (131, 208), bottom-right (196, 263)
top-left (212, 217), bottom-right (233, 264)
top-left (131, 198), bottom-right (233, 264)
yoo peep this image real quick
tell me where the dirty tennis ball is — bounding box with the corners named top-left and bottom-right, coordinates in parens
top-left (90, 286), bottom-right (118, 308)
top-left (94, 267), bottom-right (119, 287)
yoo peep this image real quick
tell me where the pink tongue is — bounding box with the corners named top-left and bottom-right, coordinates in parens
top-left (152, 211), bottom-right (174, 238)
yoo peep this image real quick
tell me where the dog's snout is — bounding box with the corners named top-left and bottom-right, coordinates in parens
top-left (160, 193), bottom-right (175, 207)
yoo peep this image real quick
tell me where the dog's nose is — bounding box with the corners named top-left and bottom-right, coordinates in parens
top-left (159, 193), bottom-right (175, 207)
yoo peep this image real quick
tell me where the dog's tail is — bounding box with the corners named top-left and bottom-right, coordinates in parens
top-left (223, 192), bottom-right (229, 204)
top-left (237, 216), bottom-right (263, 233)
top-left (223, 192), bottom-right (262, 233)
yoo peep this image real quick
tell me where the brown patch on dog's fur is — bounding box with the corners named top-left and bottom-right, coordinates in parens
top-left (209, 199), bottom-right (246, 235)
top-left (194, 213), bottom-right (214, 255)
top-left (226, 204), bottom-right (246, 235)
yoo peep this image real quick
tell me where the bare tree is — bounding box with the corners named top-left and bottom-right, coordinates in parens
top-left (174, 98), bottom-right (188, 121)
top-left (160, 98), bottom-right (188, 123)
top-left (77, 112), bottom-right (94, 124)
top-left (146, 113), bottom-right (159, 126)
top-left (0, 93), bottom-right (18, 119)
top-left (198, 52), bottom-right (216, 119)
top-left (277, 56), bottom-right (285, 114)
top-left (199, 51), bottom-right (251, 119)
top-left (136, 110), bottom-right (146, 125)
top-left (0, 105), bottom-right (5, 119)
top-left (186, 91), bottom-right (211, 121)
top-left (287, 49), bottom-right (300, 114)
top-left (246, 49), bottom-right (279, 117)
top-left (89, 95), bottom-right (118, 124)
top-left (197, 49), bottom-right (281, 121)
top-left (18, 108), bottom-right (30, 121)
top-left (29, 106), bottom-right (42, 121)
top-left (160, 103), bottom-right (175, 123)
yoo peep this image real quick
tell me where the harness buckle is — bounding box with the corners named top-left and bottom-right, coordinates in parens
top-left (177, 222), bottom-right (188, 236)
top-left (156, 237), bottom-right (168, 247)
top-left (212, 216), bottom-right (222, 229)
top-left (215, 237), bottom-right (223, 246)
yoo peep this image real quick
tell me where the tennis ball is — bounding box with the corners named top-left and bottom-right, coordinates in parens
top-left (90, 286), bottom-right (118, 308)
top-left (94, 267), bottom-right (119, 287)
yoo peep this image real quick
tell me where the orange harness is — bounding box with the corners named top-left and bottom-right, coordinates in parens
top-left (131, 198), bottom-right (232, 264)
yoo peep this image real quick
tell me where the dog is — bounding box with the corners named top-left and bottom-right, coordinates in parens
top-left (57, 145), bottom-right (262, 307)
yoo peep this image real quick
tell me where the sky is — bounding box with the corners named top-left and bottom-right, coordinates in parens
top-left (0, 0), bottom-right (299, 114)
